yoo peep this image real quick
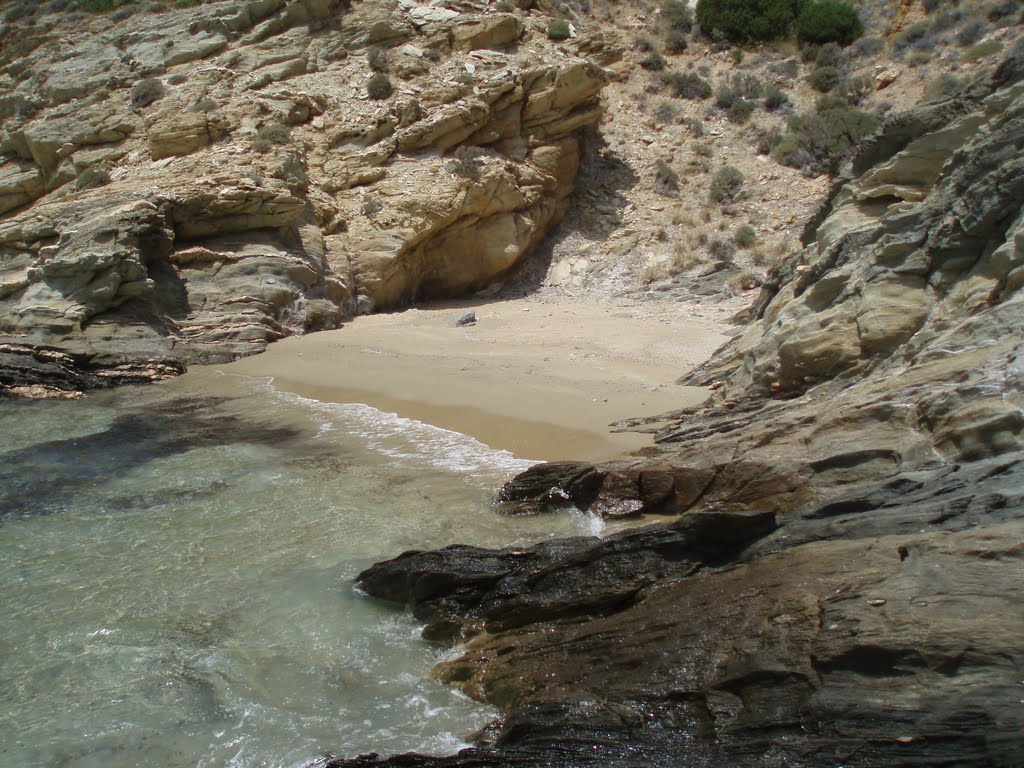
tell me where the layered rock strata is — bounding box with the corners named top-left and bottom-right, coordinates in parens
top-left (334, 54), bottom-right (1024, 767)
top-left (0, 0), bottom-right (613, 395)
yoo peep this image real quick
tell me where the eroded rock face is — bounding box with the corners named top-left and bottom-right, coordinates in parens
top-left (0, 0), bottom-right (612, 394)
top-left (335, 56), bottom-right (1024, 768)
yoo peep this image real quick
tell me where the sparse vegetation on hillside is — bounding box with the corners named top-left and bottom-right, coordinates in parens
top-left (770, 97), bottom-right (879, 175)
top-left (661, 71), bottom-right (712, 99)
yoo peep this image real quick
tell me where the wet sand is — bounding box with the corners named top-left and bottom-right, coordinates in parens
top-left (212, 298), bottom-right (729, 462)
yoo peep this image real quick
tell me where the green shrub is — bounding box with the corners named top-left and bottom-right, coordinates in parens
top-left (848, 36), bottom-right (884, 57)
top-left (773, 100), bottom-right (879, 174)
top-left (661, 0), bottom-right (694, 31)
top-left (445, 152), bottom-right (483, 180)
top-left (756, 125), bottom-right (785, 154)
top-left (728, 269), bottom-right (761, 291)
top-left (796, 0), bottom-right (863, 46)
top-left (367, 73), bottom-right (393, 100)
top-left (693, 142), bottom-right (714, 157)
top-left (190, 96), bottom-right (218, 112)
top-left (73, 166), bottom-right (111, 191)
top-left (814, 41), bottom-right (844, 67)
top-left (716, 73), bottom-right (763, 111)
top-left (4, 2), bottom-right (35, 22)
top-left (653, 101), bottom-right (679, 124)
top-left (640, 52), bottom-right (668, 71)
top-left (764, 84), bottom-right (789, 111)
top-left (987, 0), bottom-right (1019, 22)
top-left (710, 165), bottom-right (744, 202)
top-left (727, 98), bottom-right (755, 123)
top-left (962, 39), bottom-right (1003, 62)
top-left (708, 236), bottom-right (737, 260)
top-left (367, 46), bottom-right (389, 73)
top-left (654, 159), bottom-right (680, 196)
top-left (362, 194), bottom-right (382, 217)
top-left (547, 18), bottom-right (571, 40)
top-left (907, 50), bottom-right (931, 67)
top-left (925, 72), bottom-right (964, 100)
top-left (956, 19), bottom-right (986, 47)
top-left (807, 65), bottom-right (840, 92)
top-left (253, 122), bottom-right (290, 152)
top-left (769, 58), bottom-right (800, 79)
top-left (74, 0), bottom-right (134, 12)
top-left (800, 43), bottom-right (820, 62)
top-left (695, 0), bottom-right (796, 43)
top-left (892, 21), bottom-right (931, 51)
top-left (835, 75), bottom-right (872, 104)
top-left (635, 35), bottom-right (657, 52)
top-left (662, 71), bottom-right (712, 99)
top-left (129, 77), bottom-right (163, 109)
top-left (734, 224), bottom-right (757, 248)
top-left (664, 29), bottom-right (689, 53)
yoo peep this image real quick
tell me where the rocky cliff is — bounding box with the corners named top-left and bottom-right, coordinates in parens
top-left (0, 0), bottom-right (612, 396)
top-left (337, 52), bottom-right (1024, 767)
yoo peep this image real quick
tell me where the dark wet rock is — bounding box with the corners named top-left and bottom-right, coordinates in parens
top-left (495, 460), bottom-right (604, 514)
top-left (337, 466), bottom-right (1024, 768)
top-left (357, 509), bottom-right (776, 640)
top-left (0, 340), bottom-right (184, 397)
top-left (332, 54), bottom-right (1024, 768)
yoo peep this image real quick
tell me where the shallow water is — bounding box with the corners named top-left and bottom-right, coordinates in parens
top-left (0, 371), bottom-right (597, 768)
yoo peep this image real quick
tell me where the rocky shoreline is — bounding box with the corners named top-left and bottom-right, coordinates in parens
top-left (327, 54), bottom-right (1024, 767)
top-left (4, 1), bottom-right (1023, 764)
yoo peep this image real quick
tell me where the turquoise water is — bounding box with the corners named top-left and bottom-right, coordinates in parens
top-left (0, 371), bottom-right (594, 768)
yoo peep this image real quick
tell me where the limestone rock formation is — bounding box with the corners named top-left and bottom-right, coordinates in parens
top-left (0, 0), bottom-right (613, 395)
top-left (336, 54), bottom-right (1024, 767)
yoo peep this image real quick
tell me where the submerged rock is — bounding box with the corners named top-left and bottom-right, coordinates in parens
top-left (334, 54), bottom-right (1024, 767)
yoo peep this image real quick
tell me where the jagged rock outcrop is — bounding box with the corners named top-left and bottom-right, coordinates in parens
top-left (335, 54), bottom-right (1024, 767)
top-left (0, 0), bottom-right (615, 395)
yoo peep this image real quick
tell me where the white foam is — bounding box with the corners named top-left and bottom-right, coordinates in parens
top-left (253, 377), bottom-right (540, 482)
top-left (569, 506), bottom-right (606, 537)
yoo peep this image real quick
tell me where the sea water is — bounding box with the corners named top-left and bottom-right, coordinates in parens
top-left (0, 371), bottom-right (597, 768)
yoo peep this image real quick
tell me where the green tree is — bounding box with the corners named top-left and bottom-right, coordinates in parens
top-left (695, 0), bottom-right (797, 43)
top-left (796, 0), bottom-right (864, 46)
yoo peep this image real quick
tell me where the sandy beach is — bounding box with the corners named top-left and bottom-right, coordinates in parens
top-left (210, 298), bottom-right (730, 462)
